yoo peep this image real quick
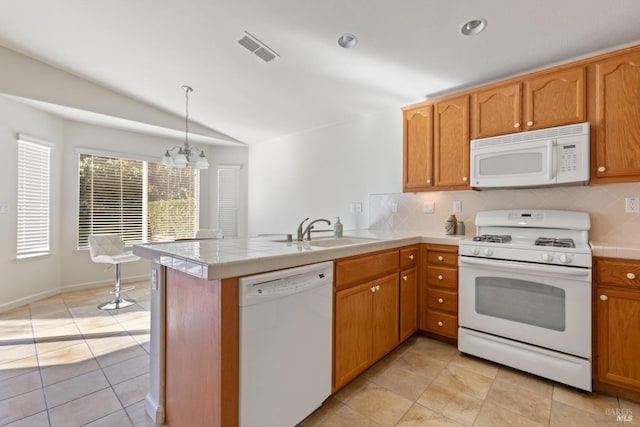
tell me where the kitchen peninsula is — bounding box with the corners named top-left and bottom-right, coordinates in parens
top-left (133, 231), bottom-right (461, 427)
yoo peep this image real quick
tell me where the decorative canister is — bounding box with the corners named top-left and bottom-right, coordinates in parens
top-left (444, 214), bottom-right (457, 235)
top-left (456, 221), bottom-right (466, 235)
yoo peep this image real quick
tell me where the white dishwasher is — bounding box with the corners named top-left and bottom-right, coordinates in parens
top-left (238, 261), bottom-right (333, 427)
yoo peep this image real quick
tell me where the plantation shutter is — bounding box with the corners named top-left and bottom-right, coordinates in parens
top-left (147, 163), bottom-right (199, 241)
top-left (217, 165), bottom-right (240, 238)
top-left (78, 154), bottom-right (144, 249)
top-left (16, 135), bottom-right (51, 258)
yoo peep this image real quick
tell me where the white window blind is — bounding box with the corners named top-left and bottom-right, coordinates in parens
top-left (17, 136), bottom-right (51, 258)
top-left (78, 153), bottom-right (199, 249)
top-left (217, 165), bottom-right (240, 238)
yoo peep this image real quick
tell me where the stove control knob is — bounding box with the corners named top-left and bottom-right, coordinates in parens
top-left (559, 254), bottom-right (572, 264)
top-left (482, 248), bottom-right (493, 256)
top-left (541, 253), bottom-right (554, 262)
top-left (470, 247), bottom-right (480, 256)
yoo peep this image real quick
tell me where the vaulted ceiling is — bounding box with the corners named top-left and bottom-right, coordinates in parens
top-left (1, 0), bottom-right (639, 145)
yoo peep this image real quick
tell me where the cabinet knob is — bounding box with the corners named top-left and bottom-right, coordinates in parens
top-left (426, 179), bottom-right (431, 184)
top-left (437, 274), bottom-right (443, 280)
top-left (409, 254), bottom-right (414, 261)
top-left (437, 321), bottom-right (443, 327)
top-left (600, 294), bottom-right (608, 301)
top-left (437, 255), bottom-right (444, 261)
top-left (514, 123), bottom-right (520, 128)
top-left (527, 121), bottom-right (533, 127)
top-left (627, 272), bottom-right (636, 280)
top-left (376, 285), bottom-right (380, 291)
top-left (462, 176), bottom-right (468, 182)
top-left (598, 166), bottom-right (606, 173)
top-left (438, 298), bottom-right (444, 304)
top-left (402, 275), bottom-right (408, 281)
top-left (371, 286), bottom-right (375, 293)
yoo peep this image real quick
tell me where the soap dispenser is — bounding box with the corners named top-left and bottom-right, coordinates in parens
top-left (334, 217), bottom-right (343, 237)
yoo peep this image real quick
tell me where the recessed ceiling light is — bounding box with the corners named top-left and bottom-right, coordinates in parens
top-left (460, 18), bottom-right (487, 36)
top-left (337, 33), bottom-right (358, 48)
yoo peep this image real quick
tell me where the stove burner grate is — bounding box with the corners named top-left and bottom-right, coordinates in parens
top-left (534, 237), bottom-right (575, 248)
top-left (472, 234), bottom-right (512, 243)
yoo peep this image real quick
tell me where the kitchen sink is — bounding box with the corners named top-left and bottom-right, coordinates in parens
top-left (270, 236), bottom-right (381, 247)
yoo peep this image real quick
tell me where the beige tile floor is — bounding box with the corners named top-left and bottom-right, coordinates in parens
top-left (3, 283), bottom-right (639, 427)
top-left (0, 282), bottom-right (154, 427)
top-left (300, 336), bottom-right (640, 427)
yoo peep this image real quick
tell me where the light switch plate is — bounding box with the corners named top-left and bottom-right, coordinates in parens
top-left (453, 200), bottom-right (462, 213)
top-left (391, 202), bottom-right (399, 213)
top-left (423, 201), bottom-right (434, 214)
top-left (0, 202), bottom-right (8, 214)
top-left (625, 197), bottom-right (639, 213)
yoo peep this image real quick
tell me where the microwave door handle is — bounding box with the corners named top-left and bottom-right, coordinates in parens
top-left (547, 140), bottom-right (555, 180)
top-left (459, 256), bottom-right (590, 277)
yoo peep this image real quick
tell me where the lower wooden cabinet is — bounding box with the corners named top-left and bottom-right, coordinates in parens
top-left (421, 244), bottom-right (458, 339)
top-left (399, 266), bottom-right (418, 341)
top-left (334, 273), bottom-right (399, 390)
top-left (595, 257), bottom-right (640, 393)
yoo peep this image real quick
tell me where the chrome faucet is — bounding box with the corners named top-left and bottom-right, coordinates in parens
top-left (297, 217), bottom-right (332, 241)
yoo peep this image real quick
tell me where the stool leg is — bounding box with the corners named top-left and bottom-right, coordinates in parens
top-left (98, 263), bottom-right (136, 310)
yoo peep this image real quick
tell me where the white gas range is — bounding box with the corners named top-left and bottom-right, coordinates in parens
top-left (458, 209), bottom-right (593, 391)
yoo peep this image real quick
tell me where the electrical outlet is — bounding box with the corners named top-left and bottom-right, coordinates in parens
top-left (0, 202), bottom-right (8, 214)
top-left (354, 202), bottom-right (363, 213)
top-left (625, 197), bottom-right (640, 213)
top-left (452, 200), bottom-right (462, 213)
top-left (391, 202), bottom-right (399, 213)
top-left (423, 201), bottom-right (434, 214)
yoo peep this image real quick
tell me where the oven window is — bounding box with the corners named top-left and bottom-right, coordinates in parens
top-left (475, 277), bottom-right (565, 331)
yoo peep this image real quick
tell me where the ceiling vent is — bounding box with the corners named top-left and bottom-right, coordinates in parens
top-left (238, 31), bottom-right (280, 63)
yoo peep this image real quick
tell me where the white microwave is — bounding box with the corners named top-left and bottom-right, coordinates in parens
top-left (470, 122), bottom-right (590, 189)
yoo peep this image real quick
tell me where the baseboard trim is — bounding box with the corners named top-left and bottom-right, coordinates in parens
top-left (145, 393), bottom-right (164, 426)
top-left (0, 274), bottom-right (149, 313)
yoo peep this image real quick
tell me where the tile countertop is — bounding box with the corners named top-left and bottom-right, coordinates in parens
top-left (590, 242), bottom-right (640, 260)
top-left (133, 230), bottom-right (464, 280)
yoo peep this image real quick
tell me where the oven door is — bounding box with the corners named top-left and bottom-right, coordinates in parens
top-left (458, 256), bottom-right (591, 358)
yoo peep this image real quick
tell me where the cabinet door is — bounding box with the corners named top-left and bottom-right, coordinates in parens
top-left (434, 95), bottom-right (470, 188)
top-left (471, 83), bottom-right (522, 139)
top-left (593, 52), bottom-right (640, 181)
top-left (334, 282), bottom-right (373, 389)
top-left (371, 273), bottom-right (400, 361)
top-left (597, 288), bottom-right (640, 391)
top-left (399, 267), bottom-right (418, 342)
top-left (524, 66), bottom-right (586, 130)
top-left (403, 105), bottom-right (433, 191)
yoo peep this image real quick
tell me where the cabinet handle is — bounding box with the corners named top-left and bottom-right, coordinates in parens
top-left (437, 321), bottom-right (443, 327)
top-left (598, 166), bottom-right (606, 173)
top-left (514, 123), bottom-right (520, 128)
top-left (426, 179), bottom-right (431, 184)
top-left (437, 255), bottom-right (444, 261)
top-left (409, 254), bottom-right (414, 261)
top-left (402, 275), bottom-right (408, 281)
top-left (600, 294), bottom-right (608, 301)
top-left (627, 272), bottom-right (636, 280)
top-left (376, 285), bottom-right (380, 292)
top-left (438, 298), bottom-right (444, 304)
top-left (527, 121), bottom-right (533, 127)
top-left (462, 177), bottom-right (468, 182)
top-left (437, 274), bottom-right (443, 280)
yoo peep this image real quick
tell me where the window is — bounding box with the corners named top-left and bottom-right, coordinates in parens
top-left (78, 153), bottom-right (199, 249)
top-left (17, 135), bottom-right (51, 258)
top-left (217, 165), bottom-right (240, 238)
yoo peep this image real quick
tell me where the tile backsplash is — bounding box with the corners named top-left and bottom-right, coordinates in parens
top-left (369, 182), bottom-right (640, 244)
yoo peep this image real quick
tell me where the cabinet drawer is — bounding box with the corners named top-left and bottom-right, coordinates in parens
top-left (335, 250), bottom-right (399, 290)
top-left (427, 266), bottom-right (457, 290)
top-left (400, 246), bottom-right (419, 270)
top-left (596, 258), bottom-right (640, 289)
top-left (426, 311), bottom-right (457, 338)
top-left (427, 289), bottom-right (457, 314)
top-left (427, 251), bottom-right (457, 266)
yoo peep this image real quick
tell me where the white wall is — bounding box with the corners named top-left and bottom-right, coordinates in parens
top-left (0, 97), bottom-right (64, 308)
top-left (0, 96), bottom-right (248, 311)
top-left (248, 108), bottom-right (402, 236)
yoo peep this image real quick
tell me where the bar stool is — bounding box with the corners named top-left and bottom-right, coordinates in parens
top-left (88, 234), bottom-right (140, 310)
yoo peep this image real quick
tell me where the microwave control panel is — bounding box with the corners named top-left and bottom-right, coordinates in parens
top-left (560, 144), bottom-right (577, 173)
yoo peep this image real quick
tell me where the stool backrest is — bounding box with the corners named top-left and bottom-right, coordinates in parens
top-left (88, 234), bottom-right (126, 261)
top-left (195, 229), bottom-right (223, 239)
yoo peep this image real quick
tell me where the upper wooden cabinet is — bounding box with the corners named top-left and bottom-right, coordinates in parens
top-left (403, 105), bottom-right (433, 192)
top-left (592, 51), bottom-right (640, 182)
top-left (471, 67), bottom-right (586, 139)
top-left (434, 95), bottom-right (470, 188)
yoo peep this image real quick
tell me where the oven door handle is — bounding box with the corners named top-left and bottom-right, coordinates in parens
top-left (459, 256), bottom-right (590, 277)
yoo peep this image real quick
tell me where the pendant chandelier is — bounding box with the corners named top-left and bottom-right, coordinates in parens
top-left (161, 85), bottom-right (210, 169)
